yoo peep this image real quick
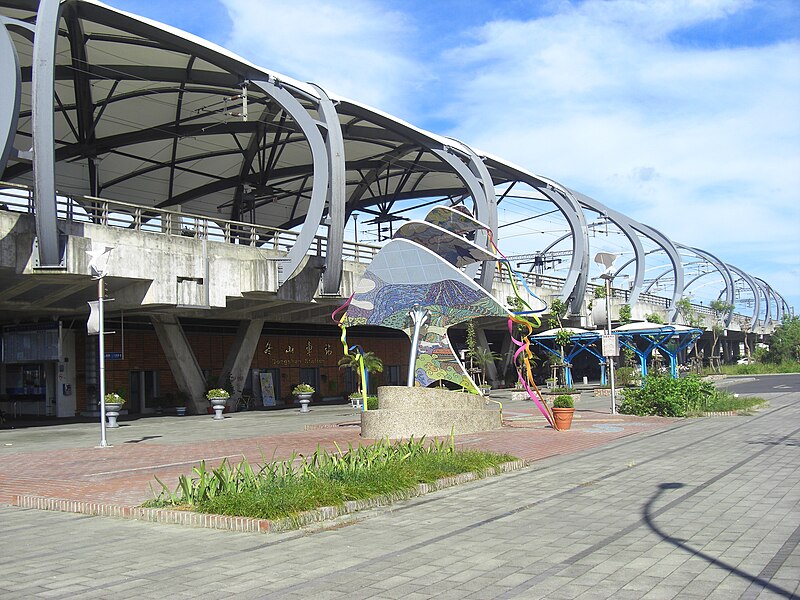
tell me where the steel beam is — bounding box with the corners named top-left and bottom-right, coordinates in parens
top-left (571, 190), bottom-right (646, 306)
top-left (0, 18), bottom-right (22, 175)
top-left (31, 0), bottom-right (62, 266)
top-left (251, 78), bottom-right (329, 286)
top-left (311, 84), bottom-right (346, 295)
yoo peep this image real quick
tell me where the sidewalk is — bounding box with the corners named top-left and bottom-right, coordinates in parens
top-left (0, 390), bottom-right (671, 512)
top-left (2, 382), bottom-right (798, 599)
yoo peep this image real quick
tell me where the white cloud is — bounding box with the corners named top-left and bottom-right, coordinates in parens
top-left (436, 0), bottom-right (800, 308)
top-left (132, 0), bottom-right (798, 310)
top-left (219, 0), bottom-right (429, 117)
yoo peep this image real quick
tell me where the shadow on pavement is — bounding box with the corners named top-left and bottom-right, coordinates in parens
top-left (643, 482), bottom-right (795, 599)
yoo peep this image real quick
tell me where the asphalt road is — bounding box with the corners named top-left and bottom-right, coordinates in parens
top-left (723, 374), bottom-right (800, 395)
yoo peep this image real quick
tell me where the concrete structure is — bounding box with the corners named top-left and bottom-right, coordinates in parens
top-left (361, 386), bottom-right (502, 439)
top-left (0, 0), bottom-right (792, 419)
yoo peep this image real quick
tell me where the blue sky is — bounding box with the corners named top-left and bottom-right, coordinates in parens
top-left (108, 0), bottom-right (800, 314)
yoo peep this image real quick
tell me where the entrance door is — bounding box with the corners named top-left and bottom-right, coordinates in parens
top-left (128, 370), bottom-right (159, 414)
top-left (299, 367), bottom-right (319, 396)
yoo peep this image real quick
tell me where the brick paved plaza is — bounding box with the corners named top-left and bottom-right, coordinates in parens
top-left (1, 376), bottom-right (798, 599)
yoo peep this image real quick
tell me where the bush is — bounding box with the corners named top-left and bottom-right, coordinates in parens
top-left (615, 366), bottom-right (638, 387)
top-left (765, 316), bottom-right (800, 363)
top-left (553, 394), bottom-right (574, 408)
top-left (619, 375), bottom-right (715, 417)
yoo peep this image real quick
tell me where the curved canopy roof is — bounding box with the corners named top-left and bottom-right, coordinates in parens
top-left (1, 0), bottom-right (470, 229)
top-left (0, 0), bottom-right (789, 326)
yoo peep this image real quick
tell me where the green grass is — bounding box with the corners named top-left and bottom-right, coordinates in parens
top-left (704, 361), bottom-right (800, 376)
top-left (144, 437), bottom-right (516, 522)
top-left (686, 390), bottom-right (766, 416)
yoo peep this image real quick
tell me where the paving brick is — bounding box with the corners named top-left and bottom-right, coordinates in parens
top-left (1, 383), bottom-right (798, 600)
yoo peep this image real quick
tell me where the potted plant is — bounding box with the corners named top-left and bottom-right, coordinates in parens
top-left (104, 392), bottom-right (125, 428)
top-left (292, 383), bottom-right (315, 413)
top-left (175, 391), bottom-right (189, 416)
top-left (552, 394), bottom-right (575, 431)
top-left (206, 388), bottom-right (230, 420)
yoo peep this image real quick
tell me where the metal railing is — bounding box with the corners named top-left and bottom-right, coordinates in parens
top-left (0, 181), bottom-right (380, 264)
top-left (4, 181), bottom-right (744, 321)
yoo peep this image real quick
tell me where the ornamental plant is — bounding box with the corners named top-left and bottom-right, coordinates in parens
top-left (553, 394), bottom-right (574, 409)
top-left (619, 375), bottom-right (714, 417)
top-left (104, 392), bottom-right (125, 405)
top-left (292, 383), bottom-right (315, 395)
top-left (206, 388), bottom-right (230, 399)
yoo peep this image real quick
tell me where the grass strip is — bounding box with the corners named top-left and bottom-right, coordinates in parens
top-left (144, 437), bottom-right (516, 522)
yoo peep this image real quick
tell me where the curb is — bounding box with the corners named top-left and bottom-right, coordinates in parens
top-left (12, 459), bottom-right (528, 534)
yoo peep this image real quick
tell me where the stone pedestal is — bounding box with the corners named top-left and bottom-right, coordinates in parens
top-left (360, 386), bottom-right (502, 439)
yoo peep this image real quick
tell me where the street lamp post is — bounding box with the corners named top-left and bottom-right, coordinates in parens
top-left (88, 246), bottom-right (113, 448)
top-left (97, 276), bottom-right (108, 446)
top-left (594, 252), bottom-right (620, 416)
top-left (601, 273), bottom-right (617, 415)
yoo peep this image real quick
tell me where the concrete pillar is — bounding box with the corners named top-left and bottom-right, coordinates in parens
top-left (151, 314), bottom-right (207, 414)
top-left (218, 319), bottom-right (265, 402)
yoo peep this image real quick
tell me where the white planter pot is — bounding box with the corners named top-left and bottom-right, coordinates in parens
top-left (207, 397), bottom-right (229, 420)
top-left (294, 392), bottom-right (313, 413)
top-left (105, 402), bottom-right (123, 428)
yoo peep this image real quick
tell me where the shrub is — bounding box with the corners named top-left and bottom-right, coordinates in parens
top-left (615, 366), bottom-right (638, 387)
top-left (619, 304), bottom-right (632, 324)
top-left (553, 394), bottom-right (574, 408)
top-left (104, 392), bottom-right (125, 405)
top-left (765, 316), bottom-right (800, 363)
top-left (545, 386), bottom-right (574, 394)
top-left (292, 383), bottom-right (315, 395)
top-left (619, 375), bottom-right (715, 417)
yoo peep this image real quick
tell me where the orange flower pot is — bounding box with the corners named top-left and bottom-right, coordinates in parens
top-left (552, 407), bottom-right (575, 431)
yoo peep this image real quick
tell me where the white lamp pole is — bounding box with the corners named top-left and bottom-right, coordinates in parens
top-left (594, 252), bottom-right (620, 416)
top-left (604, 274), bottom-right (617, 415)
top-left (88, 246), bottom-right (113, 448)
top-left (97, 276), bottom-right (108, 447)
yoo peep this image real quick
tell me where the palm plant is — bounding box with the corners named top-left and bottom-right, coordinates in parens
top-left (469, 345), bottom-right (502, 388)
top-left (338, 351), bottom-right (384, 394)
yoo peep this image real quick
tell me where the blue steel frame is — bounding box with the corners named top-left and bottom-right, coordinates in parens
top-left (529, 331), bottom-right (607, 387)
top-left (614, 326), bottom-right (703, 380)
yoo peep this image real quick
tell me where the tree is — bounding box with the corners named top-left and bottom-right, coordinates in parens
top-left (470, 346), bottom-right (502, 387)
top-left (338, 351), bottom-right (384, 393)
top-left (548, 298), bottom-right (568, 330)
top-left (547, 298), bottom-right (571, 387)
top-left (676, 297), bottom-right (704, 363)
top-left (709, 300), bottom-right (735, 369)
top-left (736, 315), bottom-right (753, 362)
top-left (766, 315), bottom-right (800, 363)
top-left (675, 297), bottom-right (704, 328)
top-left (619, 304), bottom-right (632, 325)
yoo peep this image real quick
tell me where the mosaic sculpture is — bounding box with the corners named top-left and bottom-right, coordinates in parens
top-left (335, 205), bottom-right (558, 428)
